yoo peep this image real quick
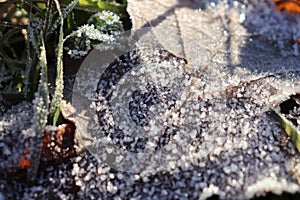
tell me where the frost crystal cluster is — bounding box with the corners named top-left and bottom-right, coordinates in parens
top-left (65, 11), bottom-right (123, 59)
top-left (0, 102), bottom-right (33, 171)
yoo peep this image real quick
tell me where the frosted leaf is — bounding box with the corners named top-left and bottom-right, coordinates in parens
top-left (66, 0), bottom-right (300, 199)
top-left (69, 17), bottom-right (300, 198)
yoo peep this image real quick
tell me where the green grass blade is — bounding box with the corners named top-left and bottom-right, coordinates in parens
top-left (271, 109), bottom-right (300, 152)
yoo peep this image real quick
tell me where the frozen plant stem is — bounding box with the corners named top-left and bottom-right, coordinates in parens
top-left (50, 0), bottom-right (64, 126)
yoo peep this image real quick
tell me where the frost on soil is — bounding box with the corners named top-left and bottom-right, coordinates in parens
top-left (1, 0), bottom-right (300, 199)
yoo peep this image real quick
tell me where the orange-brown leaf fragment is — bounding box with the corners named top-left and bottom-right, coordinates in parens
top-left (274, 0), bottom-right (300, 13)
top-left (19, 148), bottom-right (30, 169)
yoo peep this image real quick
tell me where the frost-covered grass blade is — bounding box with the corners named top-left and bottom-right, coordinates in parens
top-left (48, 0), bottom-right (79, 36)
top-left (27, 37), bottom-right (49, 185)
top-left (49, 0), bottom-right (65, 126)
